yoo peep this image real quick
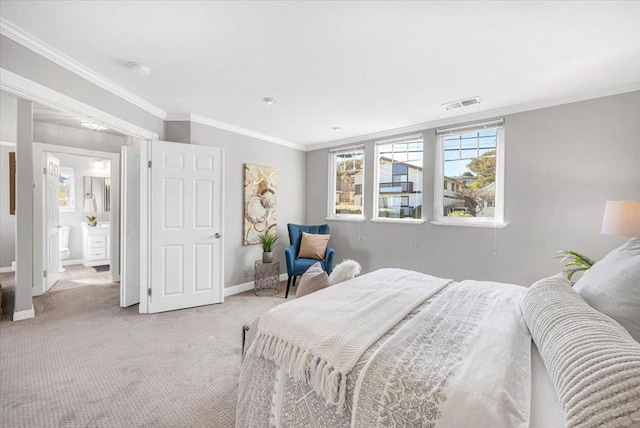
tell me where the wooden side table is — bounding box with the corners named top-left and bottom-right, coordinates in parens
top-left (254, 260), bottom-right (280, 296)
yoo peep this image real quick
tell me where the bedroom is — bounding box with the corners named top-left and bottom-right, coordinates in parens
top-left (0, 1), bottom-right (639, 427)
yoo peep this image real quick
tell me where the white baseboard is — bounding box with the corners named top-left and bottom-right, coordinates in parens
top-left (13, 306), bottom-right (35, 321)
top-left (224, 273), bottom-right (288, 297)
top-left (62, 259), bottom-right (82, 266)
top-left (0, 266), bottom-right (14, 273)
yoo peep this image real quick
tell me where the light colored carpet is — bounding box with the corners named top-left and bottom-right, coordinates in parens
top-left (0, 280), bottom-right (296, 427)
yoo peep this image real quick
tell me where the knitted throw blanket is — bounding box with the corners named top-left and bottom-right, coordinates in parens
top-left (244, 268), bottom-right (452, 411)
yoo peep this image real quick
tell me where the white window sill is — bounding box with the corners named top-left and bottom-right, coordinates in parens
top-left (430, 220), bottom-right (508, 229)
top-left (370, 218), bottom-right (426, 225)
top-left (325, 216), bottom-right (367, 222)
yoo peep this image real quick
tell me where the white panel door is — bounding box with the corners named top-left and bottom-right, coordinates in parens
top-left (149, 141), bottom-right (224, 313)
top-left (120, 146), bottom-right (141, 307)
top-left (45, 153), bottom-right (60, 290)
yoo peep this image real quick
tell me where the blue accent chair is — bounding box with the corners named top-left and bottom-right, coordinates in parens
top-left (284, 224), bottom-right (335, 298)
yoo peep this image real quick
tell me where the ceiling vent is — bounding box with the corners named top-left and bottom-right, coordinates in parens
top-left (443, 96), bottom-right (481, 110)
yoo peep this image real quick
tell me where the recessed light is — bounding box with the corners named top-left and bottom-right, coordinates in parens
top-left (443, 96), bottom-right (481, 110)
top-left (80, 119), bottom-right (107, 131)
top-left (128, 62), bottom-right (151, 77)
top-left (332, 127), bottom-right (342, 132)
top-left (262, 97), bottom-right (276, 105)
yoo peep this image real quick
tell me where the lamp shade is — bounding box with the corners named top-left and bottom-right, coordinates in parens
top-left (601, 200), bottom-right (640, 238)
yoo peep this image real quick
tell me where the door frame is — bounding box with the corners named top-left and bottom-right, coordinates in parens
top-left (33, 143), bottom-right (121, 295)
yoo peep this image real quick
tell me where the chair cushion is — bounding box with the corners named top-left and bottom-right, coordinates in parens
top-left (296, 262), bottom-right (329, 298)
top-left (520, 274), bottom-right (640, 428)
top-left (328, 259), bottom-right (361, 285)
top-left (573, 238), bottom-right (640, 342)
top-left (298, 232), bottom-right (330, 260)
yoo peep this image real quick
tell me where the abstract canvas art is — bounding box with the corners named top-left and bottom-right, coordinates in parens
top-left (243, 163), bottom-right (277, 245)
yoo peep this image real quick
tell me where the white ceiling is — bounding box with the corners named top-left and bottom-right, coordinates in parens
top-left (1, 1), bottom-right (639, 147)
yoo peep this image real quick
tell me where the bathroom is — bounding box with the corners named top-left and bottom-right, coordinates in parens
top-left (55, 153), bottom-right (112, 290)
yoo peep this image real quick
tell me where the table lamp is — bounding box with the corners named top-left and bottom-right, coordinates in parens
top-left (601, 200), bottom-right (640, 238)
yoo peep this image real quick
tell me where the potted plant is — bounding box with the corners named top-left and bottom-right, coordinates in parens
top-left (258, 233), bottom-right (278, 263)
top-left (86, 215), bottom-right (97, 227)
top-left (556, 250), bottom-right (595, 282)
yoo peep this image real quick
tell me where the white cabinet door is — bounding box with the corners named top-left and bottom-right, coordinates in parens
top-left (45, 153), bottom-right (60, 290)
top-left (148, 141), bottom-right (224, 313)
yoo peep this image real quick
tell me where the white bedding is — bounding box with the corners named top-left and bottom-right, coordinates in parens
top-left (238, 272), bottom-right (549, 427)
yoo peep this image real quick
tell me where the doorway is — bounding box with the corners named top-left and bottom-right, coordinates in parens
top-left (35, 144), bottom-right (121, 296)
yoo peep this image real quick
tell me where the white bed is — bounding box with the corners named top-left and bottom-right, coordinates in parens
top-left (237, 266), bottom-right (639, 428)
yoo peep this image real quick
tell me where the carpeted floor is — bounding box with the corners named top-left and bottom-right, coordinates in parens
top-left (0, 280), bottom-right (295, 427)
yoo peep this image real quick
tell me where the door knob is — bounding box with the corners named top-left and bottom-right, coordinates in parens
top-left (213, 233), bottom-right (222, 239)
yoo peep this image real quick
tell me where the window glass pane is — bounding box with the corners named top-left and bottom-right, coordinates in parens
top-left (377, 139), bottom-right (423, 219)
top-left (334, 148), bottom-right (364, 215)
top-left (58, 169), bottom-right (74, 209)
top-left (443, 129), bottom-right (497, 218)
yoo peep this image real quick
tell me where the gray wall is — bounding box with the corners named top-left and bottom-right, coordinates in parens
top-left (188, 122), bottom-right (307, 288)
top-left (56, 154), bottom-right (111, 261)
top-left (305, 91), bottom-right (640, 287)
top-left (1, 35), bottom-right (165, 139)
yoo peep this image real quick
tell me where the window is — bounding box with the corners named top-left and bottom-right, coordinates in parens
top-left (434, 119), bottom-right (505, 227)
top-left (374, 135), bottom-right (423, 221)
top-left (59, 167), bottom-right (76, 211)
top-left (328, 145), bottom-right (365, 219)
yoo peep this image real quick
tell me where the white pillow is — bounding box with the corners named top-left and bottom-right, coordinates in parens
top-left (573, 238), bottom-right (640, 342)
top-left (295, 262), bottom-right (329, 298)
top-left (520, 274), bottom-right (640, 428)
top-left (328, 259), bottom-right (361, 285)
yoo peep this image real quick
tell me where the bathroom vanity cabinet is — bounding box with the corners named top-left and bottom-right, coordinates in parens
top-left (82, 223), bottom-right (110, 267)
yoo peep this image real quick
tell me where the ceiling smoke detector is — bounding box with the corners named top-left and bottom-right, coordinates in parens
top-left (262, 97), bottom-right (276, 105)
top-left (332, 127), bottom-right (342, 132)
top-left (128, 62), bottom-right (151, 77)
top-left (443, 96), bottom-right (481, 110)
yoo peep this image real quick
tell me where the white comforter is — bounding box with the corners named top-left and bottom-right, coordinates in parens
top-left (237, 270), bottom-right (532, 428)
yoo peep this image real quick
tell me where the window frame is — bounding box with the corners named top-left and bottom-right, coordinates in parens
top-left (372, 134), bottom-right (425, 224)
top-left (326, 145), bottom-right (366, 222)
top-left (433, 120), bottom-right (506, 228)
top-left (58, 167), bottom-right (76, 212)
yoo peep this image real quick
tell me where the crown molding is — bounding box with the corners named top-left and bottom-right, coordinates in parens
top-left (1, 68), bottom-right (157, 140)
top-left (167, 113), bottom-right (307, 151)
top-left (0, 18), bottom-right (167, 120)
top-left (305, 83), bottom-right (640, 151)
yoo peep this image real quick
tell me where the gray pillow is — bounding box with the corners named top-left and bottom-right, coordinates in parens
top-left (573, 238), bottom-right (640, 342)
top-left (520, 274), bottom-right (640, 428)
top-left (295, 262), bottom-right (329, 298)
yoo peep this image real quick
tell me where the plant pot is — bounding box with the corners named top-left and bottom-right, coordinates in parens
top-left (88, 221), bottom-right (97, 227)
top-left (262, 252), bottom-right (273, 263)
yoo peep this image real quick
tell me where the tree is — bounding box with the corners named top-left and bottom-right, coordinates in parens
top-left (336, 158), bottom-right (362, 185)
top-left (454, 185), bottom-right (495, 217)
top-left (467, 150), bottom-right (496, 189)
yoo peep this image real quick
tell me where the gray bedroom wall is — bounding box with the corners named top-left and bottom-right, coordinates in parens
top-left (189, 123), bottom-right (307, 288)
top-left (305, 91), bottom-right (640, 287)
top-left (0, 35), bottom-right (165, 139)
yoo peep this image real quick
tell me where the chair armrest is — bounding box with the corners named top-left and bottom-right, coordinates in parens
top-left (325, 246), bottom-right (335, 274)
top-left (285, 245), bottom-right (296, 274)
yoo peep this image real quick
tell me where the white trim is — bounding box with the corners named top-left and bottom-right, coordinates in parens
top-left (62, 259), bottom-right (82, 266)
top-left (0, 68), bottom-right (157, 141)
top-left (224, 273), bottom-right (288, 297)
top-left (325, 216), bottom-right (367, 222)
top-left (0, 140), bottom-right (16, 147)
top-left (430, 220), bottom-right (508, 229)
top-left (434, 126), bottom-right (505, 226)
top-left (13, 306), bottom-right (35, 321)
top-left (436, 118), bottom-right (504, 136)
top-left (175, 113), bottom-right (306, 151)
top-left (370, 218), bottom-right (425, 225)
top-left (375, 133), bottom-right (424, 145)
top-left (305, 83), bottom-right (640, 151)
top-left (0, 266), bottom-right (14, 273)
top-left (0, 18), bottom-right (167, 120)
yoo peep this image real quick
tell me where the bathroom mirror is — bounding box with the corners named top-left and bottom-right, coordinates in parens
top-left (84, 176), bottom-right (111, 213)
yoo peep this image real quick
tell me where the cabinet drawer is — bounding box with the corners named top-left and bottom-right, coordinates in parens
top-left (89, 236), bottom-right (107, 248)
top-left (89, 248), bottom-right (107, 260)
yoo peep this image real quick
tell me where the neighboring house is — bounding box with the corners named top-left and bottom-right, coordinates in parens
top-left (443, 176), bottom-right (466, 214)
top-left (377, 157), bottom-right (422, 218)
